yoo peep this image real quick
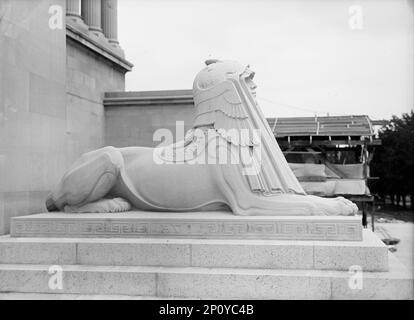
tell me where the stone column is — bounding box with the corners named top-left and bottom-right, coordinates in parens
top-left (67, 0), bottom-right (80, 17)
top-left (81, 0), bottom-right (104, 37)
top-left (66, 0), bottom-right (84, 24)
top-left (102, 0), bottom-right (119, 46)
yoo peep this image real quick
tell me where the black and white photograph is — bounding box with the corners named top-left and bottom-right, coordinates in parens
top-left (0, 0), bottom-right (413, 306)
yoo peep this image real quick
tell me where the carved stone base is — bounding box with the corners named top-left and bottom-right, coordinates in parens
top-left (11, 211), bottom-right (362, 241)
top-left (4, 212), bottom-right (412, 299)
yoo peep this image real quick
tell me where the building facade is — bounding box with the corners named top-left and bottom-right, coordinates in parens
top-left (0, 0), bottom-right (132, 234)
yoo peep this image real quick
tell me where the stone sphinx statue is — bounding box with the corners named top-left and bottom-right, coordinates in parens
top-left (46, 59), bottom-right (358, 216)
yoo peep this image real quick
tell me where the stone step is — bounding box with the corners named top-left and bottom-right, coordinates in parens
top-left (0, 254), bottom-right (411, 299)
top-left (11, 211), bottom-right (362, 241)
top-left (0, 230), bottom-right (388, 271)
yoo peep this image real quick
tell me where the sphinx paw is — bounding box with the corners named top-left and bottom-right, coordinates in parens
top-left (63, 197), bottom-right (132, 213)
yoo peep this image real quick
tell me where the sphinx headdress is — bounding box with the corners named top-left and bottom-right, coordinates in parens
top-left (192, 59), bottom-right (306, 195)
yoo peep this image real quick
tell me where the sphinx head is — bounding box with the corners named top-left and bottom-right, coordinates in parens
top-left (193, 59), bottom-right (257, 100)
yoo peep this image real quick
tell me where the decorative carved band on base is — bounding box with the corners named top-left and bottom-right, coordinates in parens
top-left (11, 213), bottom-right (362, 241)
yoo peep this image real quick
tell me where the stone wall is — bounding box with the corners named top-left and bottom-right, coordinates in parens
top-left (0, 0), bottom-right (67, 234)
top-left (65, 0), bottom-right (132, 165)
top-left (104, 90), bottom-right (195, 147)
top-left (65, 36), bottom-right (127, 164)
top-left (0, 0), bottom-right (132, 234)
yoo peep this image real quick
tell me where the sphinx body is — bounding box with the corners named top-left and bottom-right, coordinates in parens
top-left (46, 60), bottom-right (358, 216)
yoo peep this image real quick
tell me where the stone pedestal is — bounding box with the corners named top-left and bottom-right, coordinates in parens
top-left (0, 211), bottom-right (412, 299)
top-left (10, 211), bottom-right (363, 241)
top-left (0, 228), bottom-right (389, 271)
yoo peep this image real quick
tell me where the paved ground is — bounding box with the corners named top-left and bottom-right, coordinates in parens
top-left (375, 222), bottom-right (414, 276)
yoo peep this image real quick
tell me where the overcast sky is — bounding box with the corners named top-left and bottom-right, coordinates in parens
top-left (118, 0), bottom-right (413, 119)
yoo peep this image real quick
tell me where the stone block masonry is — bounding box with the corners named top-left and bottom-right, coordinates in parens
top-left (0, 0), bottom-right (133, 235)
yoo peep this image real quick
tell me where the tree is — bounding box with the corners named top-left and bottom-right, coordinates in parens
top-left (370, 111), bottom-right (414, 209)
